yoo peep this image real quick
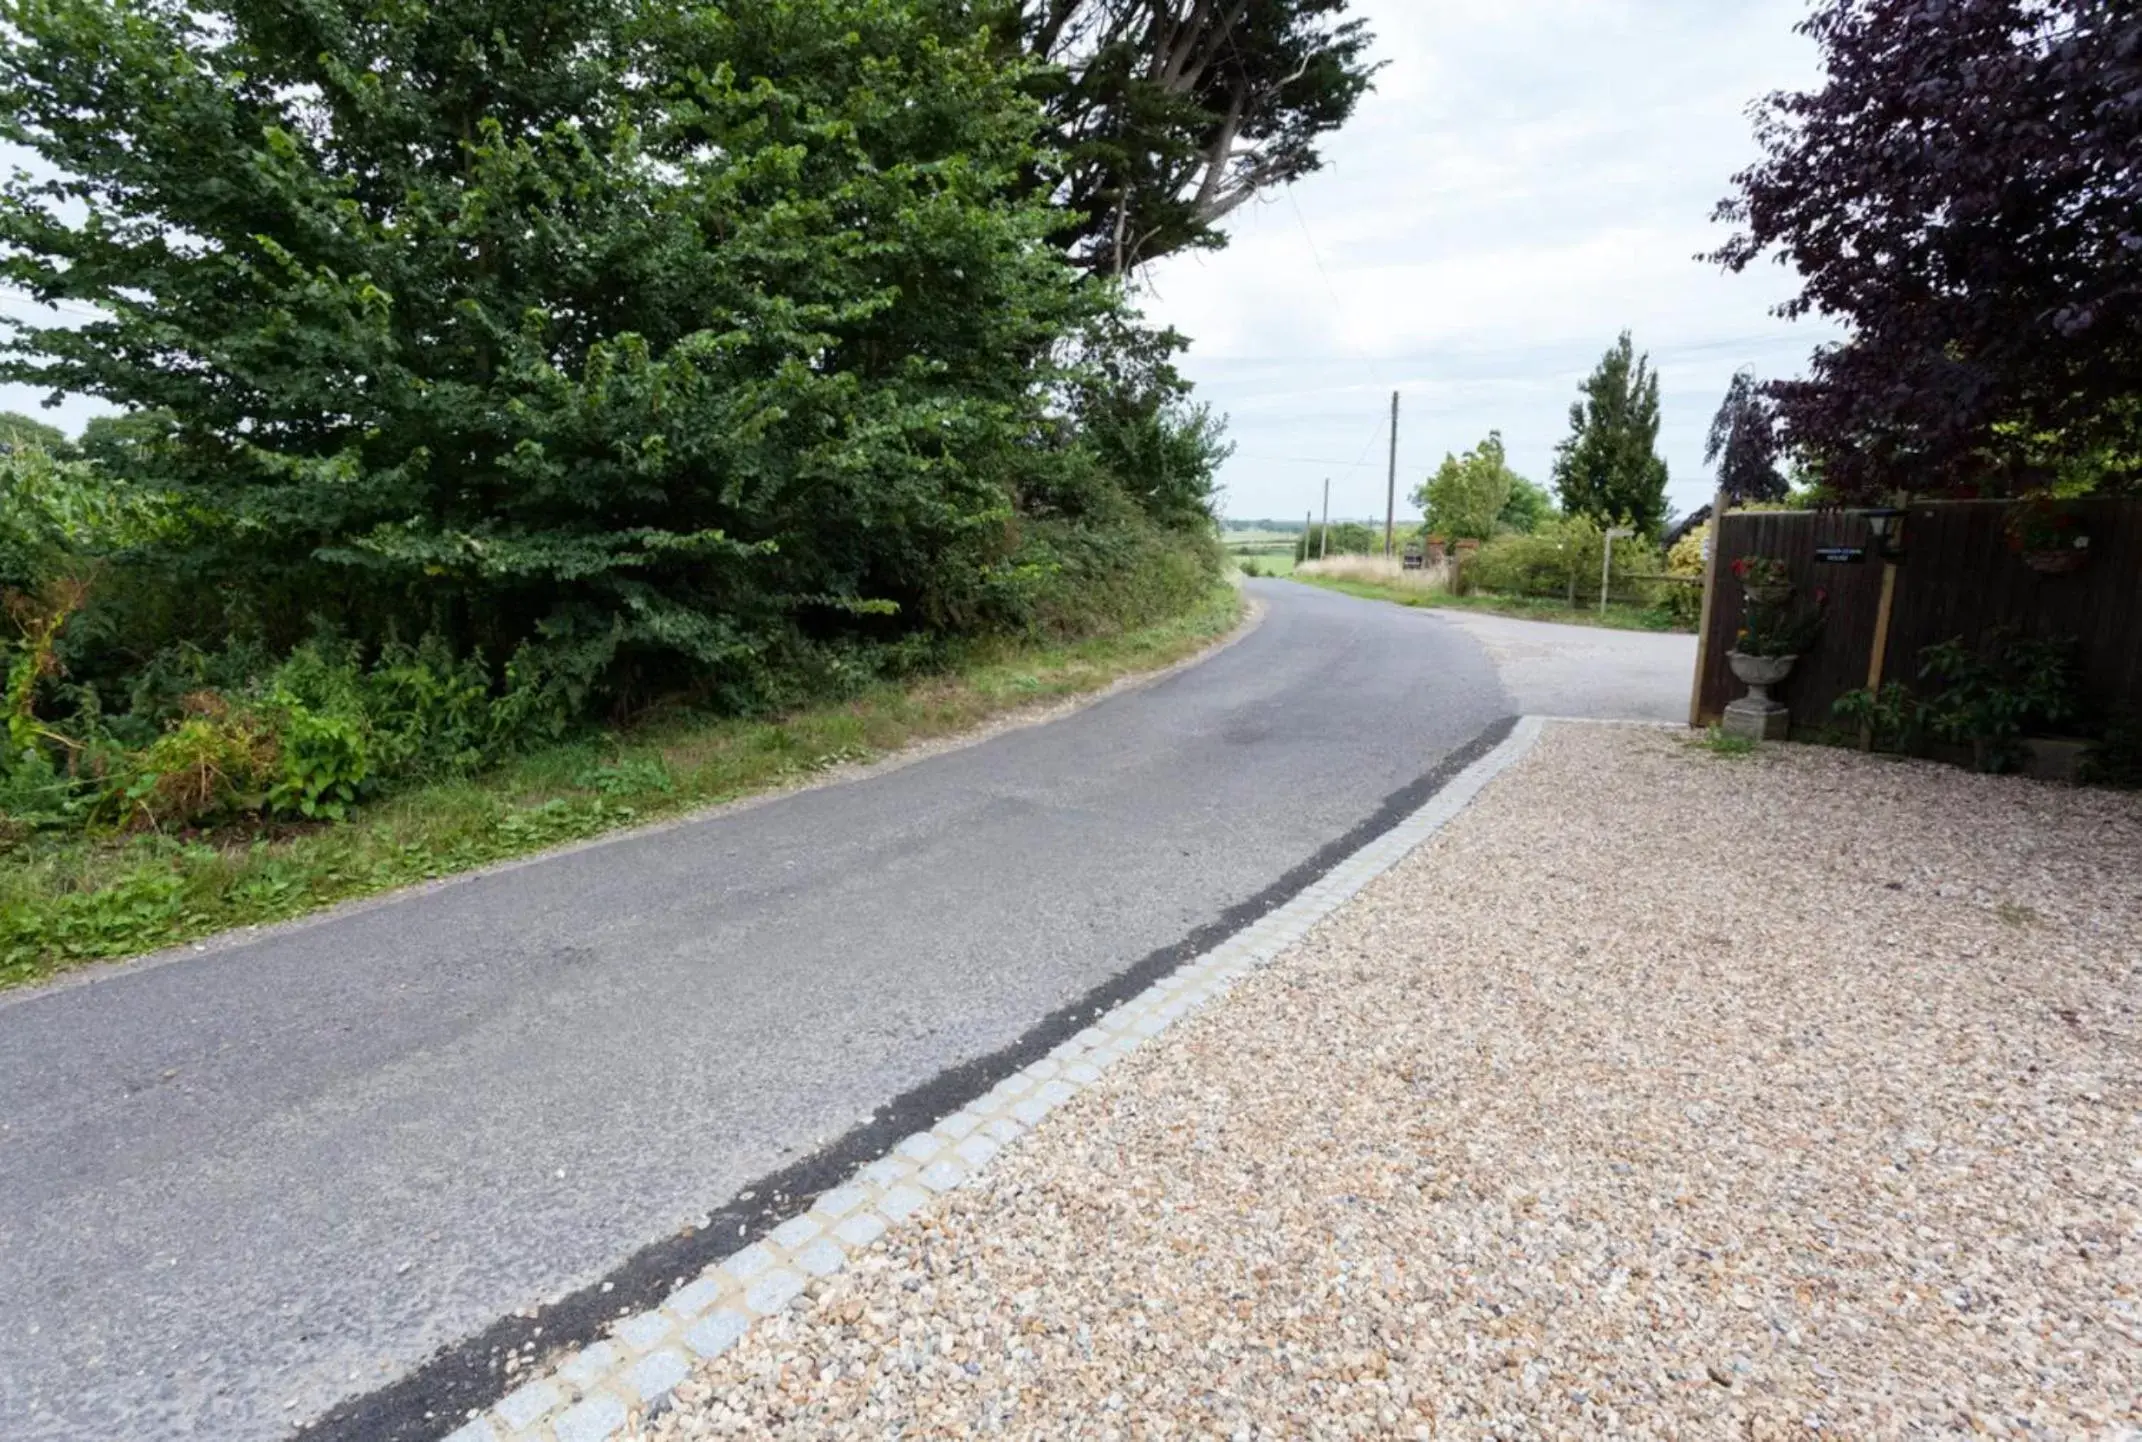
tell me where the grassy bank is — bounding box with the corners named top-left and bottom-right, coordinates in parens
top-left (1294, 569), bottom-right (1693, 634)
top-left (0, 585), bottom-right (1244, 989)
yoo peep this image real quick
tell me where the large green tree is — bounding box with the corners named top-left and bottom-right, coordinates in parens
top-left (988, 0), bottom-right (1378, 274)
top-left (1551, 332), bottom-right (1670, 539)
top-left (0, 408), bottom-right (69, 454)
top-left (0, 0), bottom-right (1155, 705)
top-left (1497, 475), bottom-right (1554, 534)
top-left (1413, 430), bottom-right (1521, 542)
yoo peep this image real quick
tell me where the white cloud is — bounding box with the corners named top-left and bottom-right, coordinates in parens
top-left (1141, 0), bottom-right (1842, 524)
top-left (5, 0), bottom-right (1840, 527)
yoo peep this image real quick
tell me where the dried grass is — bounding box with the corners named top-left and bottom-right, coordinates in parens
top-left (1296, 553), bottom-right (1452, 593)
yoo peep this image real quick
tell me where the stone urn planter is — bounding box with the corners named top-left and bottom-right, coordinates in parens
top-left (1723, 650), bottom-right (1796, 741)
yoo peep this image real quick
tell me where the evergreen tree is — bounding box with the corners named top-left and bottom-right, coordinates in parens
top-left (1705, 370), bottom-right (1787, 504)
top-left (1551, 332), bottom-right (1669, 539)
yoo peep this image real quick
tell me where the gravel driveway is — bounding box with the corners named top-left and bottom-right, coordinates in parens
top-left (635, 724), bottom-right (2141, 1440)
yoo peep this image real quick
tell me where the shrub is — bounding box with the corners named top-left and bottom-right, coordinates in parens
top-left (267, 707), bottom-right (368, 822)
top-left (116, 695), bottom-right (278, 831)
top-left (2082, 712), bottom-right (2142, 788)
top-left (1832, 682), bottom-right (1918, 753)
top-left (1295, 522), bottom-right (1380, 563)
top-left (1918, 631), bottom-right (2078, 773)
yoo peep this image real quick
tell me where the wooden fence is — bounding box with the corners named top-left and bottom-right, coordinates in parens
top-left (1692, 498), bottom-right (2142, 731)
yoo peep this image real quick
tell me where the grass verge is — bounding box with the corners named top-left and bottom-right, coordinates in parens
top-left (0, 585), bottom-right (1245, 990)
top-left (1293, 573), bottom-right (1693, 634)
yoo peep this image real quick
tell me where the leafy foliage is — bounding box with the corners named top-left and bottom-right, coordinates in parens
top-left (1551, 332), bottom-right (1670, 539)
top-left (993, 0), bottom-right (1379, 273)
top-left (1414, 431), bottom-right (1520, 542)
top-left (1918, 630), bottom-right (2077, 772)
top-left (0, 409), bottom-right (69, 454)
top-left (1705, 370), bottom-right (1787, 504)
top-left (1497, 476), bottom-right (1554, 534)
top-left (1461, 513), bottom-right (1664, 609)
top-left (0, 0), bottom-right (1238, 856)
top-left (1832, 681), bottom-right (1919, 753)
top-left (1832, 632), bottom-right (2081, 774)
top-left (1734, 595), bottom-right (1826, 659)
top-left (2081, 711), bottom-right (2142, 788)
top-left (0, 0), bottom-right (1221, 715)
top-left (1712, 0), bottom-right (2142, 499)
top-left (1294, 520), bottom-right (1378, 563)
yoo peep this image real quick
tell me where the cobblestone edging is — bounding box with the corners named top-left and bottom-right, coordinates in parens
top-left (442, 717), bottom-right (1548, 1442)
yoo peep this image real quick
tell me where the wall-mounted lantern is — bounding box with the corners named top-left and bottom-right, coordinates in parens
top-left (1864, 507), bottom-right (1906, 562)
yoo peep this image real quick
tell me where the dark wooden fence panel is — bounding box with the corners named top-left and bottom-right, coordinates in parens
top-left (1697, 498), bottom-right (2142, 730)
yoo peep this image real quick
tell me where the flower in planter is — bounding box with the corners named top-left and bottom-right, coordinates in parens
top-left (1736, 591), bottom-right (1827, 657)
top-left (1730, 555), bottom-right (1791, 589)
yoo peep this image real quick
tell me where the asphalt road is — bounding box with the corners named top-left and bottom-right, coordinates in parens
top-left (0, 581), bottom-right (1509, 1442)
top-left (1429, 611), bottom-right (1698, 723)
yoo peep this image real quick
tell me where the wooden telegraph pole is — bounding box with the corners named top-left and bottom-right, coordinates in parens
top-left (1384, 391), bottom-right (1399, 558)
top-left (1319, 478), bottom-right (1330, 560)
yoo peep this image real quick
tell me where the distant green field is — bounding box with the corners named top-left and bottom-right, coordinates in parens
top-left (1233, 550), bottom-right (1298, 578)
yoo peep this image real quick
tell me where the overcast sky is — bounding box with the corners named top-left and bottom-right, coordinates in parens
top-left (5, 0), bottom-right (1839, 524)
top-left (1142, 0), bottom-right (1841, 526)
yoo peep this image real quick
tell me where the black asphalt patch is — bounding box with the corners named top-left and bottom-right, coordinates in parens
top-left (302, 714), bottom-right (1518, 1442)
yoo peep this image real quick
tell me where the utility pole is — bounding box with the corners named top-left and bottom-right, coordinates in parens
top-left (1319, 478), bottom-right (1330, 560)
top-left (1304, 509), bottom-right (1313, 567)
top-left (1384, 390), bottom-right (1399, 558)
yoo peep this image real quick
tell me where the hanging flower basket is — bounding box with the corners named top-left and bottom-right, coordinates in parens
top-left (2006, 500), bottom-right (2090, 576)
top-left (1743, 581), bottom-right (1792, 606)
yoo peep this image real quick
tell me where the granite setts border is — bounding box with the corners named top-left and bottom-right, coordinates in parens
top-left (442, 716), bottom-right (1549, 1442)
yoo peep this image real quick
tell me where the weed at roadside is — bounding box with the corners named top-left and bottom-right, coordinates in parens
top-left (0, 586), bottom-right (1243, 987)
top-left (1697, 726), bottom-right (1759, 758)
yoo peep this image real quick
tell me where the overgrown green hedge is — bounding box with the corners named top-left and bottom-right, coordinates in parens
top-left (0, 0), bottom-right (1228, 848)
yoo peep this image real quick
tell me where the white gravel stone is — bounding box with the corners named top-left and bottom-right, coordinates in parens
top-left (635, 724), bottom-right (2142, 1440)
